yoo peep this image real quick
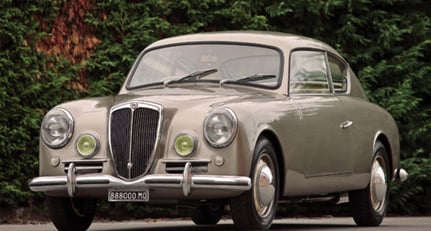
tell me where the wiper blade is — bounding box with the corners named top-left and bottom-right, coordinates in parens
top-left (163, 68), bottom-right (218, 87)
top-left (129, 81), bottom-right (165, 90)
top-left (220, 74), bottom-right (276, 86)
top-left (236, 74), bottom-right (276, 82)
top-left (178, 68), bottom-right (218, 81)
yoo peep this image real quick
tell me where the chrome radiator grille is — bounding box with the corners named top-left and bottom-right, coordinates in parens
top-left (109, 103), bottom-right (161, 180)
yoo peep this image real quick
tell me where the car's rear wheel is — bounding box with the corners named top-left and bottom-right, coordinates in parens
top-left (46, 196), bottom-right (97, 231)
top-left (191, 203), bottom-right (224, 225)
top-left (230, 138), bottom-right (279, 230)
top-left (349, 141), bottom-right (390, 226)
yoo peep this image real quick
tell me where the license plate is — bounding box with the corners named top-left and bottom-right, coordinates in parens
top-left (108, 189), bottom-right (149, 202)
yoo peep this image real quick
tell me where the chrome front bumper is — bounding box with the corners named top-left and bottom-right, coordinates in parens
top-left (29, 163), bottom-right (252, 198)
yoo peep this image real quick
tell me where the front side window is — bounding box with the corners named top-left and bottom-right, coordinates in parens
top-left (289, 50), bottom-right (330, 94)
top-left (127, 44), bottom-right (282, 89)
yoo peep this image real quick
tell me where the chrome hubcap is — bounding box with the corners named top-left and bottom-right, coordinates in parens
top-left (253, 154), bottom-right (276, 217)
top-left (370, 157), bottom-right (387, 212)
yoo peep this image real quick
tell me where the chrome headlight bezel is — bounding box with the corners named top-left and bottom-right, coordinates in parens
top-left (204, 108), bottom-right (238, 148)
top-left (41, 108), bottom-right (74, 149)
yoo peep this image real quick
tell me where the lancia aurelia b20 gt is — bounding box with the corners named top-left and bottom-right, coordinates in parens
top-left (29, 32), bottom-right (407, 231)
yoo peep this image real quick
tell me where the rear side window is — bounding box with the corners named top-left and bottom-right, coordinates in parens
top-left (289, 50), bottom-right (330, 94)
top-left (328, 55), bottom-right (348, 93)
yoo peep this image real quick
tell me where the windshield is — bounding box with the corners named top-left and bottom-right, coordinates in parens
top-left (127, 43), bottom-right (282, 89)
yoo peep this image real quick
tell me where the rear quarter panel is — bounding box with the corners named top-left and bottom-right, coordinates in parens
top-left (339, 95), bottom-right (400, 187)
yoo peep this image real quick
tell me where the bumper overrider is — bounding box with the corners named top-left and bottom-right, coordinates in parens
top-left (395, 168), bottom-right (409, 183)
top-left (29, 162), bottom-right (252, 198)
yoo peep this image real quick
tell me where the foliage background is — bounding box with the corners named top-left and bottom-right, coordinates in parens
top-left (0, 0), bottom-right (430, 215)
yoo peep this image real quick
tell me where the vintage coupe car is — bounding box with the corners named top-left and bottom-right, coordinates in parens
top-left (29, 31), bottom-right (407, 231)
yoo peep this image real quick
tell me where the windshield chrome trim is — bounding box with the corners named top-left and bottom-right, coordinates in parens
top-left (125, 41), bottom-right (285, 91)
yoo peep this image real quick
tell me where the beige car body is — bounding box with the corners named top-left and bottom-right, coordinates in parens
top-left (30, 31), bottom-right (406, 229)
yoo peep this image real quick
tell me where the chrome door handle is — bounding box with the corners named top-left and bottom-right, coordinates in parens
top-left (340, 120), bottom-right (353, 129)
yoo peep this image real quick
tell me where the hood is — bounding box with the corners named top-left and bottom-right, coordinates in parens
top-left (112, 86), bottom-right (281, 111)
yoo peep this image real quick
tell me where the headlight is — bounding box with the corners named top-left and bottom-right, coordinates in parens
top-left (41, 108), bottom-right (74, 149)
top-left (76, 134), bottom-right (99, 158)
top-left (174, 133), bottom-right (197, 156)
top-left (204, 108), bottom-right (238, 148)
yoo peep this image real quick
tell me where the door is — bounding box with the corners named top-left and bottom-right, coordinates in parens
top-left (289, 50), bottom-right (352, 177)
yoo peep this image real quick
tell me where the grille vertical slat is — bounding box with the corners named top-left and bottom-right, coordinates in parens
top-left (110, 108), bottom-right (131, 178)
top-left (130, 108), bottom-right (159, 178)
top-left (110, 103), bottom-right (160, 180)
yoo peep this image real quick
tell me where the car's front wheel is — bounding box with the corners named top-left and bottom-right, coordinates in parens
top-left (46, 196), bottom-right (97, 231)
top-left (230, 138), bottom-right (279, 230)
top-left (349, 141), bottom-right (390, 226)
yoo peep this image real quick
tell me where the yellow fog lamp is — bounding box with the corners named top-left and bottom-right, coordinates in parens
top-left (76, 134), bottom-right (99, 158)
top-left (174, 133), bottom-right (197, 157)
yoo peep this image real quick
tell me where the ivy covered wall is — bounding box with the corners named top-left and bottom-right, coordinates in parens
top-left (0, 0), bottom-right (430, 214)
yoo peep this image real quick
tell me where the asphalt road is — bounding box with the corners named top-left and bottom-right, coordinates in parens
top-left (1, 217), bottom-right (430, 231)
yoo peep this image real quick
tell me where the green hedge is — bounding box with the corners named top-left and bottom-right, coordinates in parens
top-left (1, 0), bottom-right (430, 215)
top-left (0, 0), bottom-right (79, 207)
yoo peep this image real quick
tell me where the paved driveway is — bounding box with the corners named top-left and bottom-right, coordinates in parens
top-left (1, 217), bottom-right (430, 231)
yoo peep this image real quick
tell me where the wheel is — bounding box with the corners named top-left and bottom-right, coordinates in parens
top-left (230, 138), bottom-right (279, 230)
top-left (46, 196), bottom-right (97, 231)
top-left (191, 203), bottom-right (224, 225)
top-left (349, 141), bottom-right (390, 226)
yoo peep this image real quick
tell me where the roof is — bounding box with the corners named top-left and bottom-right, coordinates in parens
top-left (146, 31), bottom-right (340, 56)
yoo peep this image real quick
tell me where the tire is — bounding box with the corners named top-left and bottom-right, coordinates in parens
top-left (230, 138), bottom-right (279, 230)
top-left (349, 141), bottom-right (390, 226)
top-left (191, 203), bottom-right (224, 225)
top-left (46, 196), bottom-right (97, 231)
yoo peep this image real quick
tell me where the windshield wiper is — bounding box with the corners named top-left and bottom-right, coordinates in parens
top-left (220, 74), bottom-right (276, 86)
top-left (236, 74), bottom-right (276, 82)
top-left (178, 68), bottom-right (218, 81)
top-left (164, 68), bottom-right (218, 87)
